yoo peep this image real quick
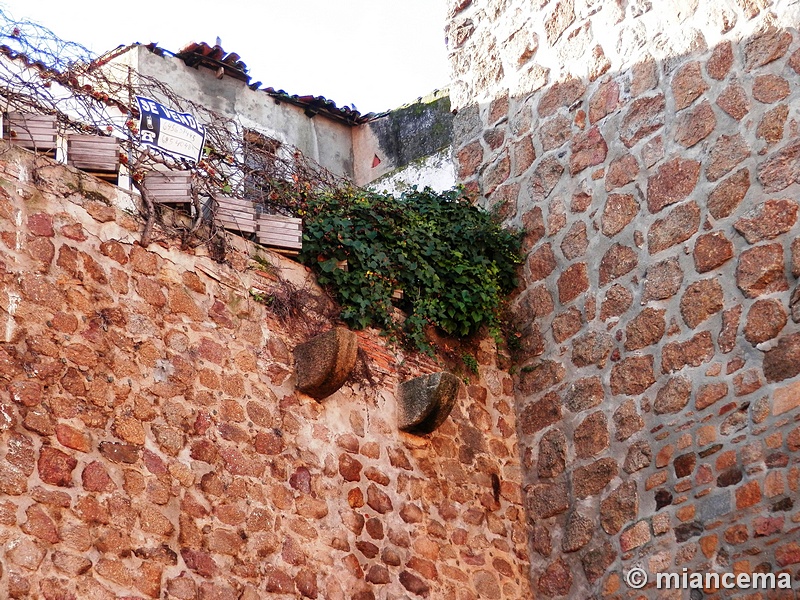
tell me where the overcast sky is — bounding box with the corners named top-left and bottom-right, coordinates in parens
top-left (2, 0), bottom-right (450, 114)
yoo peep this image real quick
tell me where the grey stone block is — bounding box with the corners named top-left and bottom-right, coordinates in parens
top-left (397, 372), bottom-right (459, 434)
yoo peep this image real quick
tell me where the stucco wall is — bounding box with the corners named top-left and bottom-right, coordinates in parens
top-left (125, 47), bottom-right (356, 180)
top-left (448, 0), bottom-right (800, 596)
top-left (0, 144), bottom-right (530, 599)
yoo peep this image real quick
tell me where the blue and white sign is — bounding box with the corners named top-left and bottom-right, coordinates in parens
top-left (136, 96), bottom-right (206, 163)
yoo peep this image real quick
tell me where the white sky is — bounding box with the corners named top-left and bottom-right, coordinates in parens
top-left (2, 0), bottom-right (451, 114)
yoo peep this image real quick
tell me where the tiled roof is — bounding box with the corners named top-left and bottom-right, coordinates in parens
top-left (146, 41), bottom-right (378, 125)
top-left (174, 41), bottom-right (250, 83)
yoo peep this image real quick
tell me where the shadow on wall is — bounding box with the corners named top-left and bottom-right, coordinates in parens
top-left (449, 4), bottom-right (800, 596)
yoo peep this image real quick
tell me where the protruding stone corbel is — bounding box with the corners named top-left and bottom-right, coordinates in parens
top-left (397, 372), bottom-right (459, 434)
top-left (294, 327), bottom-right (358, 400)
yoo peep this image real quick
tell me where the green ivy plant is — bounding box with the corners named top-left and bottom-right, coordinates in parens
top-left (299, 186), bottom-right (522, 352)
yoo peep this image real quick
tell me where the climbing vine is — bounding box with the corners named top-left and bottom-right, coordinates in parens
top-left (300, 186), bottom-right (522, 351)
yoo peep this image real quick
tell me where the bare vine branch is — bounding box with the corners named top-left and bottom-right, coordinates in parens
top-left (0, 8), bottom-right (346, 250)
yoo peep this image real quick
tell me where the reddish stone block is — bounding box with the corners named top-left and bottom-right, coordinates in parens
top-left (619, 93), bottom-right (665, 148)
top-left (539, 114), bottom-right (572, 151)
top-left (680, 279), bottom-right (724, 328)
top-left (560, 221), bottom-right (588, 261)
top-left (531, 156), bottom-right (565, 201)
top-left (707, 40), bottom-right (734, 79)
top-left (620, 520), bottom-right (651, 552)
top-left (707, 134), bottom-right (750, 182)
top-left (55, 424), bottom-right (91, 453)
top-left (763, 332), bottom-right (800, 383)
top-left (624, 307), bottom-right (666, 351)
top-left (744, 26), bottom-right (792, 71)
top-left (600, 284), bottom-right (633, 320)
top-left (648, 201), bottom-right (700, 255)
top-left (512, 136), bottom-right (536, 176)
top-left (736, 243), bottom-right (788, 298)
top-left (552, 307), bottom-right (582, 343)
top-left (735, 480), bottom-right (762, 509)
top-left (753, 74), bottom-right (790, 104)
top-left (538, 77), bottom-right (585, 118)
top-left (589, 80), bottom-right (619, 123)
top-left (775, 542), bottom-right (800, 567)
top-left (654, 376), bottom-right (692, 414)
top-left (599, 243), bottom-right (638, 286)
top-left (570, 126), bottom-right (608, 175)
top-left (28, 213), bottom-right (54, 237)
top-left (538, 558), bottom-right (572, 596)
top-left (758, 138), bottom-right (800, 193)
top-left (674, 101), bottom-right (716, 147)
top-left (757, 104), bottom-right (789, 144)
top-left (693, 231), bottom-right (734, 273)
top-left (662, 331), bottom-right (714, 373)
top-left (482, 150), bottom-right (510, 196)
top-left (601, 193), bottom-right (638, 237)
top-left (574, 411), bottom-right (609, 458)
top-left (716, 83), bottom-right (750, 120)
top-left (38, 447), bottom-right (77, 487)
top-left (610, 355), bottom-right (655, 396)
top-left (526, 481), bottom-right (569, 518)
top-left (557, 262), bottom-right (589, 304)
top-left (647, 157), bottom-right (700, 213)
top-left (528, 243), bottom-right (557, 281)
top-left (744, 299), bottom-right (787, 345)
top-left (696, 382), bottom-right (728, 410)
top-left (734, 198), bottom-right (798, 243)
top-left (708, 168), bottom-right (749, 218)
top-left (672, 62), bottom-right (708, 110)
top-left (519, 392), bottom-right (561, 435)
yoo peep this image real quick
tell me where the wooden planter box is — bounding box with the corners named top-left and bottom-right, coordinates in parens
top-left (214, 195), bottom-right (256, 234)
top-left (67, 134), bottom-right (119, 182)
top-left (143, 171), bottom-right (192, 204)
top-left (5, 112), bottom-right (57, 154)
top-left (256, 214), bottom-right (302, 253)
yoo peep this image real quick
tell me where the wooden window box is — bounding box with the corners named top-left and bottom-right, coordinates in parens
top-left (67, 134), bottom-right (119, 183)
top-left (143, 171), bottom-right (192, 204)
top-left (256, 214), bottom-right (302, 253)
top-left (214, 195), bottom-right (256, 234)
top-left (5, 112), bottom-right (57, 155)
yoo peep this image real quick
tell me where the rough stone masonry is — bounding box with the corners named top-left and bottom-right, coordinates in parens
top-left (0, 145), bottom-right (531, 599)
top-left (447, 0), bottom-right (800, 596)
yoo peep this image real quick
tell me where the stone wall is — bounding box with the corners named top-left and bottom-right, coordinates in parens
top-left (0, 144), bottom-right (530, 599)
top-left (447, 0), bottom-right (800, 596)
